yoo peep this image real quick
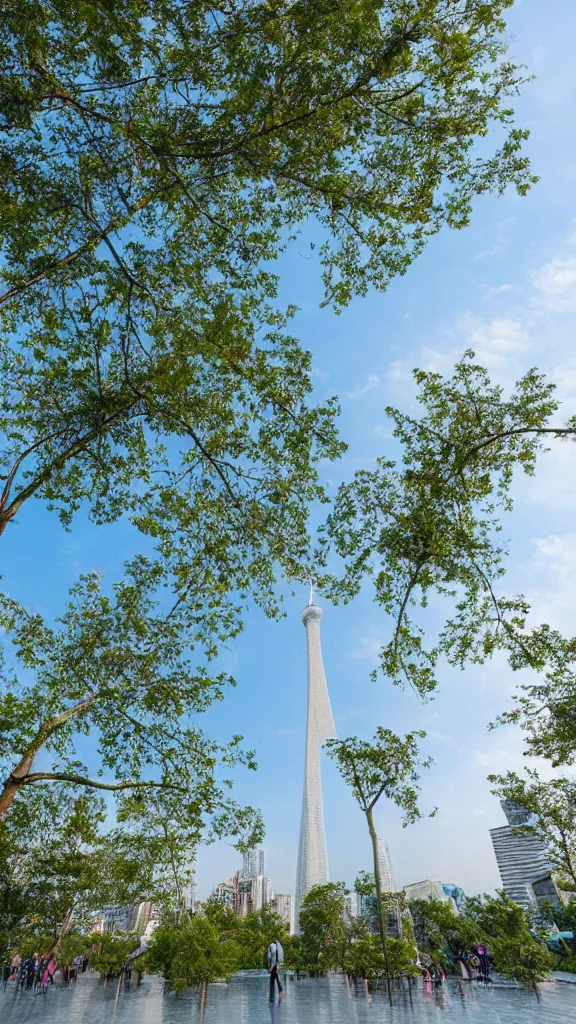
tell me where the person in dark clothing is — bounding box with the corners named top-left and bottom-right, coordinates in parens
top-left (266, 939), bottom-right (284, 1003)
top-left (18, 958), bottom-right (34, 990)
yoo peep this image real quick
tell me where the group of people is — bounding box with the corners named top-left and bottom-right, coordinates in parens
top-left (8, 952), bottom-right (58, 993)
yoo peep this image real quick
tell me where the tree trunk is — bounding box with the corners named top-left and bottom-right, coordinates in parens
top-left (0, 696), bottom-right (96, 819)
top-left (0, 752), bottom-right (35, 817)
top-left (54, 904), bottom-right (76, 949)
top-left (366, 807), bottom-right (392, 1002)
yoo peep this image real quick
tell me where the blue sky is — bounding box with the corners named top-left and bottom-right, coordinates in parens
top-left (4, 0), bottom-right (576, 901)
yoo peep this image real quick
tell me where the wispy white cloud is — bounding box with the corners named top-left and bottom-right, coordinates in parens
top-left (527, 531), bottom-right (576, 633)
top-left (524, 439), bottom-right (576, 512)
top-left (473, 738), bottom-right (558, 781)
top-left (58, 541), bottom-right (81, 555)
top-left (459, 313), bottom-right (529, 358)
top-left (386, 360), bottom-right (412, 385)
top-left (346, 372), bottom-right (381, 400)
top-left (473, 217), bottom-right (517, 262)
top-left (349, 632), bottom-right (383, 665)
top-left (483, 283), bottom-right (515, 299)
top-left (411, 313), bottom-right (530, 382)
top-left (533, 532), bottom-right (576, 578)
top-left (531, 255), bottom-right (576, 311)
top-left (371, 424), bottom-right (393, 440)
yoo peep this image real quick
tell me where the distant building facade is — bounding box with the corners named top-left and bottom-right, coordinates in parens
top-left (490, 799), bottom-right (562, 914)
top-left (91, 901), bottom-right (155, 935)
top-left (403, 878), bottom-right (459, 911)
top-left (211, 869), bottom-right (273, 918)
top-left (183, 883), bottom-right (196, 913)
top-left (442, 883), bottom-right (466, 912)
top-left (377, 840), bottom-right (396, 893)
top-left (272, 894), bottom-right (293, 933)
top-left (242, 849), bottom-right (258, 878)
top-left (490, 825), bottom-right (558, 912)
top-left (242, 847), bottom-right (266, 879)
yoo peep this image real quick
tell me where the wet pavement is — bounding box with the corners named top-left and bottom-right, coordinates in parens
top-left (0, 971), bottom-right (573, 1023)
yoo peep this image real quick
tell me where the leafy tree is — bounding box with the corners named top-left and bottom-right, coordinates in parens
top-left (202, 898), bottom-right (238, 935)
top-left (465, 891), bottom-right (531, 939)
top-left (283, 934), bottom-right (306, 976)
top-left (326, 728), bottom-right (433, 990)
top-left (111, 788), bottom-right (263, 924)
top-left (144, 916), bottom-right (237, 991)
top-left (0, 2), bottom-right (534, 644)
top-left (541, 896), bottom-right (576, 938)
top-left (0, 778), bottom-right (262, 950)
top-left (465, 892), bottom-right (555, 987)
top-left (344, 932), bottom-right (418, 981)
top-left (489, 937), bottom-right (555, 989)
top-left (298, 882), bottom-right (349, 972)
top-left (409, 896), bottom-right (478, 965)
top-left (1, 2), bottom-right (534, 438)
top-left (0, 566), bottom-right (263, 817)
top-left (54, 933), bottom-right (90, 979)
top-left (88, 931), bottom-right (141, 981)
top-left (322, 356), bottom-right (576, 762)
top-left (0, 8), bottom-right (537, 777)
top-left (411, 891), bottom-right (554, 986)
top-left (353, 870), bottom-right (412, 946)
top-left (231, 907), bottom-right (288, 971)
top-left (1, 786), bottom-right (105, 941)
top-left (489, 771), bottom-right (576, 895)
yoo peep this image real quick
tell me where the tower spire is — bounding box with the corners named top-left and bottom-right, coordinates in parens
top-left (294, 595), bottom-right (336, 932)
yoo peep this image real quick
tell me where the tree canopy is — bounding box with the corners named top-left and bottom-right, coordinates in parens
top-left (326, 727), bottom-right (432, 824)
top-left (0, 0), bottom-right (548, 964)
top-left (0, 564), bottom-right (267, 822)
top-left (0, 1), bottom-right (533, 570)
top-left (412, 891), bottom-right (555, 986)
top-left (322, 356), bottom-right (576, 768)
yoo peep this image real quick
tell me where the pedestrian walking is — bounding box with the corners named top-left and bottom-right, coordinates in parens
top-left (32, 952), bottom-right (42, 989)
top-left (266, 938), bottom-right (284, 1003)
top-left (39, 955), bottom-right (57, 994)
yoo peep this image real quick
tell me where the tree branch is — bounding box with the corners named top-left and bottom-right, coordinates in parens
top-left (21, 772), bottom-right (187, 794)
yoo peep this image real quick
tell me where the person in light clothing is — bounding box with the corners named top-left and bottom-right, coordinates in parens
top-left (266, 938), bottom-right (284, 1003)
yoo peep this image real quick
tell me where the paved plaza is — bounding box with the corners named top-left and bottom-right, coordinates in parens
top-left (0, 973), bottom-right (573, 1024)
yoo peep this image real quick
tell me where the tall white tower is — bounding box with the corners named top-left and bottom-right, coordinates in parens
top-left (294, 600), bottom-right (337, 932)
top-left (377, 839), bottom-right (396, 893)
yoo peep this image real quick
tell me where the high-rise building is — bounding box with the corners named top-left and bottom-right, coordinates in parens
top-left (489, 797), bottom-right (563, 913)
top-left (294, 599), bottom-right (337, 933)
top-left (501, 799), bottom-right (532, 827)
top-left (182, 883), bottom-right (196, 913)
top-left (242, 847), bottom-right (266, 880)
top-left (377, 839), bottom-right (396, 892)
top-left (242, 848), bottom-right (259, 879)
top-left (212, 876), bottom-right (235, 907)
top-left (212, 869), bottom-right (273, 918)
top-left (259, 874), bottom-right (272, 910)
top-left (273, 894), bottom-right (293, 933)
top-left (91, 901), bottom-right (156, 935)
